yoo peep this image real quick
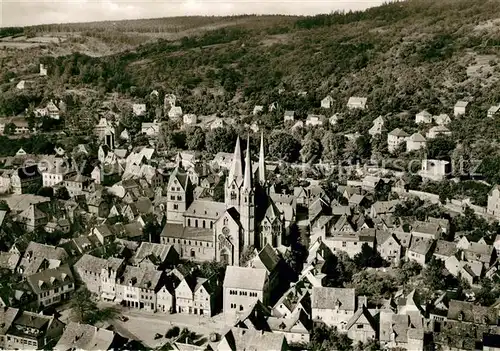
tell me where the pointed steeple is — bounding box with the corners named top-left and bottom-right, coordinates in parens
top-left (243, 135), bottom-right (253, 191)
top-left (228, 136), bottom-right (244, 185)
top-left (258, 132), bottom-right (266, 185)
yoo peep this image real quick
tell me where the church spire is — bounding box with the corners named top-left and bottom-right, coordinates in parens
top-left (228, 136), bottom-right (244, 185)
top-left (243, 135), bottom-right (253, 191)
top-left (258, 131), bottom-right (266, 185)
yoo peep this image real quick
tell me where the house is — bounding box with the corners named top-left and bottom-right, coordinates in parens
top-left (419, 159), bottom-right (451, 181)
top-left (168, 106), bottom-right (183, 120)
top-left (377, 232), bottom-right (402, 265)
top-left (217, 327), bottom-right (289, 351)
top-left (370, 200), bottom-right (400, 218)
top-left (362, 176), bottom-right (382, 191)
top-left (433, 240), bottom-right (457, 261)
top-left (487, 185), bottom-right (500, 218)
top-left (74, 254), bottom-right (124, 299)
top-left (175, 272), bottom-right (221, 317)
top-left (462, 242), bottom-right (497, 269)
top-left (115, 265), bottom-right (163, 312)
top-left (17, 242), bottom-right (68, 277)
top-left (368, 116), bottom-right (385, 136)
top-left (406, 237), bottom-right (435, 266)
top-left (132, 242), bottom-right (179, 270)
top-left (487, 105), bottom-right (500, 118)
top-left (379, 312), bottom-right (424, 350)
top-left (311, 287), bottom-right (356, 331)
top-left (321, 95), bottom-right (334, 109)
top-left (305, 114), bottom-right (324, 127)
top-left (223, 266), bottom-right (270, 322)
top-left (26, 264), bottom-right (75, 307)
top-left (291, 121), bottom-right (304, 131)
top-left (284, 111), bottom-right (295, 122)
top-left (454, 100), bottom-right (469, 117)
top-left (433, 113), bottom-right (451, 125)
top-left (17, 204), bottom-right (47, 232)
top-left (16, 80), bottom-right (26, 90)
top-left (10, 165), bottom-right (42, 194)
top-left (267, 310), bottom-right (312, 344)
top-left (39, 63), bottom-right (48, 76)
top-left (329, 114), bottom-right (342, 126)
top-left (447, 299), bottom-right (496, 325)
top-left (387, 128), bottom-right (409, 153)
top-left (1, 309), bottom-right (64, 350)
top-left (324, 233), bottom-right (375, 258)
top-left (415, 110), bottom-right (433, 124)
top-left (347, 97), bottom-right (367, 110)
top-left (346, 306), bottom-right (378, 344)
top-left (253, 105), bottom-right (264, 115)
top-left (141, 120), bottom-right (161, 136)
top-left (54, 322), bottom-right (116, 351)
top-left (46, 100), bottom-right (60, 119)
top-left (0, 117), bottom-right (31, 135)
top-left (426, 125), bottom-right (451, 139)
top-left (411, 220), bottom-right (443, 240)
top-left (63, 173), bottom-right (95, 197)
top-left (183, 114), bottom-right (197, 125)
top-left (132, 103), bottom-right (147, 117)
top-left (406, 133), bottom-right (426, 152)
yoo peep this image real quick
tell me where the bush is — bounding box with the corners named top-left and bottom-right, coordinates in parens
top-left (165, 326), bottom-right (180, 339)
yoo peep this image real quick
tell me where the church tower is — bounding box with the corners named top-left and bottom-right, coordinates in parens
top-left (258, 132), bottom-right (266, 187)
top-left (241, 137), bottom-right (255, 248)
top-left (225, 136), bottom-right (244, 210)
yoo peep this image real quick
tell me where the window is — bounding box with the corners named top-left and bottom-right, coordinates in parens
top-left (170, 196), bottom-right (175, 200)
top-left (188, 219), bottom-right (191, 226)
top-left (342, 242), bottom-right (347, 247)
top-left (357, 324), bottom-right (364, 329)
top-left (177, 196), bottom-right (182, 201)
top-left (173, 204), bottom-right (178, 210)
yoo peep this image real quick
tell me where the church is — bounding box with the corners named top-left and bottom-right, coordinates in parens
top-left (160, 134), bottom-right (288, 266)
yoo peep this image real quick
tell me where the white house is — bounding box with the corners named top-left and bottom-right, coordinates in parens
top-left (419, 159), bottom-right (451, 181)
top-left (426, 125), bottom-right (451, 139)
top-left (387, 128), bottom-right (409, 153)
top-left (39, 64), bottom-right (48, 76)
top-left (168, 106), bottom-right (183, 120)
top-left (321, 95), bottom-right (334, 109)
top-left (133, 104), bottom-right (147, 117)
top-left (347, 97), bottom-right (367, 110)
top-left (329, 114), bottom-right (342, 126)
top-left (253, 105), bottom-right (264, 115)
top-left (141, 120), bottom-right (161, 136)
top-left (284, 111), bottom-right (295, 122)
top-left (454, 100), bottom-right (469, 117)
top-left (305, 114), bottom-right (324, 127)
top-left (183, 114), bottom-right (197, 125)
top-left (433, 114), bottom-right (451, 125)
top-left (415, 110), bottom-right (432, 124)
top-left (368, 116), bottom-right (384, 136)
top-left (311, 287), bottom-right (356, 331)
top-left (16, 80), bottom-right (26, 90)
top-left (487, 185), bottom-right (500, 218)
top-left (488, 105), bottom-right (500, 118)
top-left (406, 133), bottom-right (426, 152)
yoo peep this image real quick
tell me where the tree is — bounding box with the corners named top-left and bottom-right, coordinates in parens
top-left (422, 257), bottom-right (446, 291)
top-left (353, 243), bottom-right (385, 268)
top-left (308, 324), bottom-right (353, 351)
top-left (427, 136), bottom-right (456, 160)
top-left (37, 187), bottom-right (54, 198)
top-left (143, 214), bottom-right (162, 243)
top-left (269, 132), bottom-right (300, 163)
top-left (4, 123), bottom-right (16, 135)
top-left (206, 127), bottom-right (237, 154)
top-left (396, 260), bottom-right (422, 285)
top-left (321, 132), bottom-right (345, 162)
top-left (185, 126), bottom-right (206, 151)
top-left (55, 187), bottom-right (70, 200)
top-left (300, 133), bottom-right (321, 163)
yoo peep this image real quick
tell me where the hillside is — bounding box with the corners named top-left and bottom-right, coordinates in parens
top-left (3, 0), bottom-right (500, 145)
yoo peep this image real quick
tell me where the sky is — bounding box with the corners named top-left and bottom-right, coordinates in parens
top-left (0, 0), bottom-right (386, 27)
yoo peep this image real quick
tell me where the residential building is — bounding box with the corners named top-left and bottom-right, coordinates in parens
top-left (26, 264), bottom-right (75, 307)
top-left (454, 100), bottom-right (469, 117)
top-left (132, 242), bottom-right (179, 270)
top-left (347, 97), bottom-right (367, 110)
top-left (427, 125), bottom-right (452, 139)
top-left (217, 327), bottom-right (289, 351)
top-left (0, 117), bottom-right (31, 135)
top-left (368, 116), bottom-right (384, 136)
top-left (115, 265), bottom-right (163, 311)
top-left (39, 63), bottom-right (48, 76)
top-left (323, 233), bottom-right (375, 258)
top-left (387, 128), bottom-right (409, 153)
top-left (346, 306), bottom-right (378, 344)
top-left (17, 242), bottom-right (68, 277)
top-left (487, 105), bottom-right (500, 118)
top-left (132, 103), bottom-right (147, 117)
top-left (433, 113), bottom-right (451, 125)
top-left (311, 287), bottom-right (356, 331)
top-left (419, 159), bottom-right (451, 181)
top-left (305, 114), bottom-right (324, 127)
top-left (415, 110), bottom-right (432, 124)
top-left (54, 322), bottom-right (116, 351)
top-left (487, 185), bottom-right (500, 218)
top-left (183, 114), bottom-right (197, 125)
top-left (268, 310), bottom-right (312, 344)
top-left (377, 232), bottom-right (402, 265)
top-left (321, 95), bottom-right (334, 109)
top-left (411, 220), bottom-right (443, 240)
top-left (10, 165), bottom-right (42, 194)
top-left (223, 266), bottom-right (269, 322)
top-left (2, 310), bottom-right (64, 350)
top-left (284, 111), bottom-right (295, 122)
top-left (406, 133), bottom-right (426, 152)
top-left (407, 237), bottom-right (435, 266)
top-left (379, 312), bottom-right (424, 350)
top-left (17, 204), bottom-right (47, 232)
top-left (141, 120), bottom-right (160, 136)
top-left (63, 172), bottom-right (95, 197)
top-left (168, 106), bottom-right (183, 120)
